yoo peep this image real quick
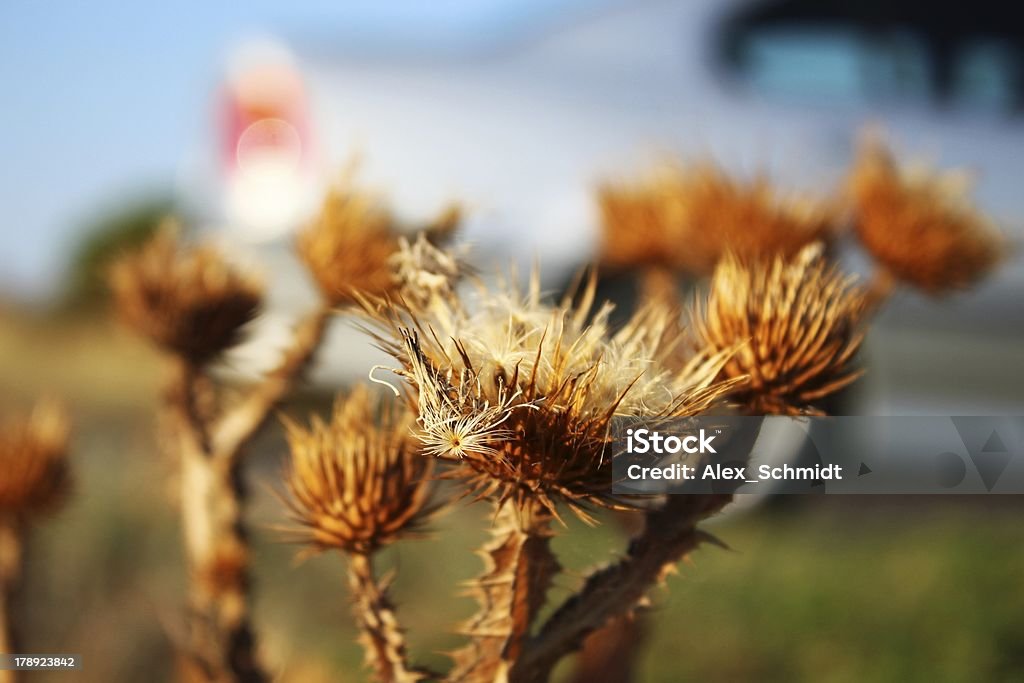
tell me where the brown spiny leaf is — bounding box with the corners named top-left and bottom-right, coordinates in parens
top-left (348, 553), bottom-right (433, 683)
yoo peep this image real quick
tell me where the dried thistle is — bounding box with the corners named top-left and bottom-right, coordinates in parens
top-left (111, 226), bottom-right (328, 682)
top-left (365, 272), bottom-right (739, 520)
top-left (297, 178), bottom-right (462, 307)
top-left (389, 232), bottom-right (467, 311)
top-left (359, 270), bottom-right (739, 680)
top-left (109, 226), bottom-right (263, 365)
top-left (848, 139), bottom-right (1003, 294)
top-left (598, 161), bottom-right (837, 275)
top-left (283, 387), bottom-right (439, 682)
top-left (695, 244), bottom-right (867, 416)
top-left (283, 386), bottom-right (437, 555)
top-left (297, 185), bottom-right (400, 306)
top-left (0, 400), bottom-right (71, 518)
top-left (0, 400), bottom-right (71, 670)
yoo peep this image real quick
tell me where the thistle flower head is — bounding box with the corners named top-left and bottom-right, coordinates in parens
top-left (297, 178), bottom-right (462, 307)
top-left (109, 226), bottom-right (263, 365)
top-left (364, 272), bottom-right (739, 519)
top-left (298, 184), bottom-right (401, 306)
top-left (848, 139), bottom-right (1003, 294)
top-left (0, 400), bottom-right (71, 518)
top-left (598, 161), bottom-right (837, 274)
top-left (389, 232), bottom-right (467, 311)
top-left (695, 244), bottom-right (867, 416)
top-left (283, 386), bottom-right (438, 555)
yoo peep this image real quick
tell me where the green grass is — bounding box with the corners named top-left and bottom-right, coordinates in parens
top-left (637, 505), bottom-right (1024, 682)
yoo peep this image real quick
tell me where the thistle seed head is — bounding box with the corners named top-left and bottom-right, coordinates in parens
top-left (389, 232), bottom-right (467, 311)
top-left (297, 179), bottom-right (462, 307)
top-left (695, 244), bottom-right (867, 415)
top-left (0, 400), bottom-right (71, 518)
top-left (298, 184), bottom-right (401, 306)
top-left (283, 386), bottom-right (437, 555)
top-left (848, 139), bottom-right (1003, 294)
top-left (364, 271), bottom-right (740, 519)
top-left (598, 161), bottom-right (837, 274)
top-left (109, 226), bottom-right (263, 365)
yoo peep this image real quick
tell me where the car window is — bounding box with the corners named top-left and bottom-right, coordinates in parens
top-left (742, 28), bottom-right (933, 107)
top-left (954, 40), bottom-right (1018, 112)
top-left (718, 7), bottom-right (1023, 115)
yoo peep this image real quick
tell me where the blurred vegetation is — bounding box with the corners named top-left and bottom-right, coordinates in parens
top-left (59, 195), bottom-right (176, 312)
top-left (635, 504), bottom-right (1024, 682)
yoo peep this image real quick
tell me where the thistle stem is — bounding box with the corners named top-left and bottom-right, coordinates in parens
top-left (0, 518), bottom-right (24, 683)
top-left (180, 455), bottom-right (262, 682)
top-left (510, 494), bottom-right (731, 682)
top-left (212, 305), bottom-right (331, 462)
top-left (169, 361), bottom-right (264, 683)
top-left (168, 305), bottom-right (331, 681)
top-left (347, 552), bottom-right (431, 683)
top-left (449, 500), bottom-right (559, 682)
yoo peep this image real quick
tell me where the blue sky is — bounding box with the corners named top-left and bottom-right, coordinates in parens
top-left (0, 0), bottom-right (592, 298)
